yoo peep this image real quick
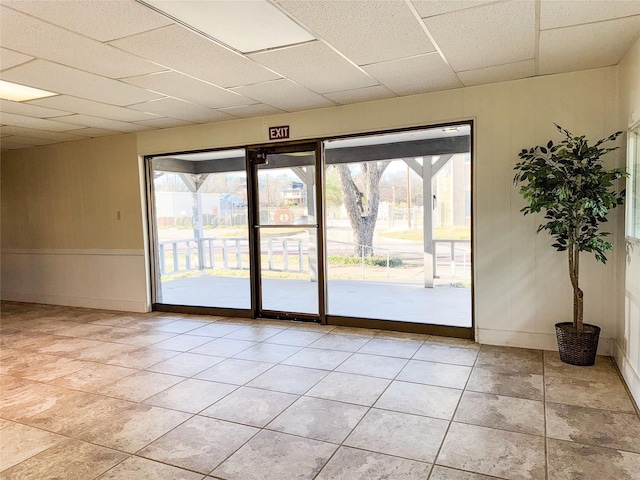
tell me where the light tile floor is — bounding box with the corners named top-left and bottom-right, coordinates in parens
top-left (1, 301), bottom-right (639, 480)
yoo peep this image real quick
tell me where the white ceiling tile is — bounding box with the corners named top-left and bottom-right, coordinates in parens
top-left (0, 99), bottom-right (70, 118)
top-left (422, 1), bottom-right (536, 71)
top-left (0, 125), bottom-right (87, 142)
top-left (52, 114), bottom-right (154, 133)
top-left (324, 85), bottom-right (398, 105)
top-left (218, 104), bottom-right (287, 118)
top-left (249, 41), bottom-right (377, 93)
top-left (129, 97), bottom-right (239, 123)
top-left (2, 135), bottom-right (56, 146)
top-left (412, 0), bottom-right (499, 18)
top-left (0, 48), bottom-right (33, 71)
top-left (276, 0), bottom-right (436, 65)
top-left (133, 118), bottom-right (197, 129)
top-left (28, 95), bottom-right (159, 122)
top-left (144, 0), bottom-right (315, 54)
top-left (0, 60), bottom-right (163, 106)
top-left (540, 0), bottom-right (640, 30)
top-left (0, 112), bottom-right (86, 132)
top-left (121, 71), bottom-right (256, 109)
top-left (457, 59), bottom-right (535, 86)
top-left (1, 140), bottom-right (29, 150)
top-left (67, 128), bottom-right (123, 138)
top-left (231, 79), bottom-right (335, 112)
top-left (2, 0), bottom-right (172, 42)
top-left (109, 25), bottom-right (280, 88)
top-left (363, 54), bottom-right (462, 95)
top-left (0, 7), bottom-right (166, 79)
top-left (539, 16), bottom-right (640, 74)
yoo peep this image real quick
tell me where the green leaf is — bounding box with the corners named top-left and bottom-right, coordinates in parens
top-left (513, 124), bottom-right (627, 266)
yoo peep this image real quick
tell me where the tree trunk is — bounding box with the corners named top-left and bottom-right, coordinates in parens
top-left (336, 162), bottom-right (390, 257)
top-left (568, 242), bottom-right (584, 331)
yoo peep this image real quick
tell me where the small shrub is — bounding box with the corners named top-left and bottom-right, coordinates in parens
top-left (328, 255), bottom-right (403, 267)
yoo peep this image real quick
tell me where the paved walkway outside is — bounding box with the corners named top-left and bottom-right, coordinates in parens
top-left (160, 276), bottom-right (471, 327)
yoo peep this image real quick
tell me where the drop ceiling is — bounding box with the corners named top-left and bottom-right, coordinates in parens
top-left (1, 0), bottom-right (639, 151)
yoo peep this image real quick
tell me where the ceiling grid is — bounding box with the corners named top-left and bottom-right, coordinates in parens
top-left (0, 0), bottom-right (638, 150)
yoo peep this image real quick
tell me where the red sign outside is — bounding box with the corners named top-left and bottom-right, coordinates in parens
top-left (269, 125), bottom-right (290, 140)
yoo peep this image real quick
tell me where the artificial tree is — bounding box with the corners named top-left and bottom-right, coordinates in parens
top-left (514, 124), bottom-right (627, 364)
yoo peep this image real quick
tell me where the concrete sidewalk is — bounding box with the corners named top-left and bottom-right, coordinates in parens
top-left (160, 275), bottom-right (471, 327)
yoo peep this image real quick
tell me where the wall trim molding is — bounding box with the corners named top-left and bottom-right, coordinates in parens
top-left (1, 248), bottom-right (144, 256)
top-left (478, 328), bottom-right (613, 356)
top-left (1, 250), bottom-right (149, 313)
top-left (614, 340), bottom-right (640, 410)
top-left (0, 292), bottom-right (147, 313)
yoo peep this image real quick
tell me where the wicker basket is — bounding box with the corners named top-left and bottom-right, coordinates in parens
top-left (555, 322), bottom-right (601, 366)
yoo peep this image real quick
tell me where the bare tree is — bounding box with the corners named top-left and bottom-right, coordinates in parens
top-left (336, 161), bottom-right (391, 256)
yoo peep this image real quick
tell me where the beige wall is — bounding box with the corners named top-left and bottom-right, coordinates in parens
top-left (139, 65), bottom-right (624, 354)
top-left (2, 134), bottom-right (142, 250)
top-left (1, 134), bottom-right (148, 311)
top-left (1, 66), bottom-right (625, 357)
top-left (617, 35), bottom-right (640, 406)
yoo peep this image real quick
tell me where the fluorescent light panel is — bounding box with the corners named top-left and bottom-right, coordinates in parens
top-left (141, 0), bottom-right (315, 53)
top-left (0, 80), bottom-right (57, 102)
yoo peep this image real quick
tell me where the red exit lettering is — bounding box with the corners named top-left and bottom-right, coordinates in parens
top-left (269, 125), bottom-right (290, 140)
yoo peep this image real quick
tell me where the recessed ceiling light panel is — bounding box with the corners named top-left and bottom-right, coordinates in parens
top-left (140, 0), bottom-right (315, 53)
top-left (0, 80), bottom-right (57, 102)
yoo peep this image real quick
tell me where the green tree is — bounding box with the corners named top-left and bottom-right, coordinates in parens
top-left (336, 161), bottom-right (390, 256)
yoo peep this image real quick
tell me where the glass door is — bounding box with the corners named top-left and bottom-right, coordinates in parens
top-left (248, 143), bottom-right (324, 321)
top-left (148, 149), bottom-right (251, 311)
top-left (323, 125), bottom-right (472, 330)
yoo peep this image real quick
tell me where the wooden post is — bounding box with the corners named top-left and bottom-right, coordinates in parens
top-left (422, 157), bottom-right (434, 288)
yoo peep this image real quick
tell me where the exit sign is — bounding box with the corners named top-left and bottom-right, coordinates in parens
top-left (269, 125), bottom-right (290, 140)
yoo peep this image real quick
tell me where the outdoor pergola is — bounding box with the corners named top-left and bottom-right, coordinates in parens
top-left (151, 133), bottom-right (471, 289)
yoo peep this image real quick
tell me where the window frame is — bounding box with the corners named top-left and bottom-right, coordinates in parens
top-left (626, 123), bottom-right (640, 243)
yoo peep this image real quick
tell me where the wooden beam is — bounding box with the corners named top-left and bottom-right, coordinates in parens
top-left (423, 159), bottom-right (434, 288)
top-left (178, 174), bottom-right (197, 193)
top-left (153, 156), bottom-right (245, 174)
top-left (259, 153), bottom-right (315, 169)
top-left (326, 136), bottom-right (469, 165)
top-left (290, 167), bottom-right (308, 183)
top-left (432, 154), bottom-right (454, 176)
top-left (153, 158), bottom-right (197, 174)
top-left (403, 157), bottom-right (423, 177)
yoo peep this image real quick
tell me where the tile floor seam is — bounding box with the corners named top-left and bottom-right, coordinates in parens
top-left (312, 445), bottom-right (434, 479)
top-left (0, 426), bottom-right (137, 478)
top-left (545, 436), bottom-right (640, 457)
top-left (118, 452), bottom-right (213, 478)
top-left (462, 386), bottom-right (543, 403)
top-left (612, 357), bottom-right (640, 418)
top-left (203, 427), bottom-right (308, 478)
top-left (201, 425), bottom-right (263, 478)
top-left (543, 398), bottom-right (640, 415)
top-left (8, 382), bottom-right (202, 449)
top-left (542, 348), bottom-right (550, 480)
top-left (445, 415), bottom-right (547, 438)
top-left (428, 349), bottom-right (475, 477)
top-left (429, 465), bottom-right (509, 480)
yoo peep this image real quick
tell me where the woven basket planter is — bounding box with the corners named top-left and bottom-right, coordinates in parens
top-left (555, 322), bottom-right (601, 366)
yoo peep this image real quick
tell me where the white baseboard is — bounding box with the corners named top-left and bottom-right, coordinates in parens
top-left (613, 340), bottom-right (640, 410)
top-left (1, 291), bottom-right (148, 313)
top-left (477, 328), bottom-right (613, 356)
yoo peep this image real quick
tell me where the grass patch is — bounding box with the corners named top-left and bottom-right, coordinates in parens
top-left (379, 226), bottom-right (470, 241)
top-left (434, 226), bottom-right (470, 240)
top-left (328, 255), bottom-right (403, 268)
top-left (379, 230), bottom-right (423, 241)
